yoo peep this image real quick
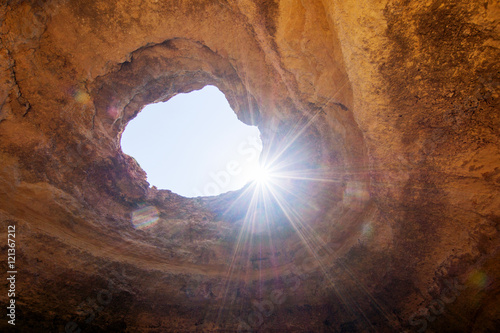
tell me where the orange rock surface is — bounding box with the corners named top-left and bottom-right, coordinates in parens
top-left (0, 0), bottom-right (498, 331)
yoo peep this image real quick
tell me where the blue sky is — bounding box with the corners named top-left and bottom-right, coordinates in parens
top-left (120, 85), bottom-right (262, 197)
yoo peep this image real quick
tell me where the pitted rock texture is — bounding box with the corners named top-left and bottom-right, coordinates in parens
top-left (0, 0), bottom-right (499, 332)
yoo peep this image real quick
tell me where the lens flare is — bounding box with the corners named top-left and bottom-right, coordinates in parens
top-left (131, 205), bottom-right (160, 229)
top-left (74, 90), bottom-right (91, 104)
top-left (468, 270), bottom-right (490, 289)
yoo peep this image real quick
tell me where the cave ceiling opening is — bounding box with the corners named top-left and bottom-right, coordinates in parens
top-left (120, 85), bottom-right (263, 198)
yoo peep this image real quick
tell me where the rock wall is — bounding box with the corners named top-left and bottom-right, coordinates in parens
top-left (0, 0), bottom-right (498, 332)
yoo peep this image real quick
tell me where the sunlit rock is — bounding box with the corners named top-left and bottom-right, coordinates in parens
top-left (0, 0), bottom-right (498, 332)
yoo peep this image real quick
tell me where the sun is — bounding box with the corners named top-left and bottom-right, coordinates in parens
top-left (250, 164), bottom-right (271, 185)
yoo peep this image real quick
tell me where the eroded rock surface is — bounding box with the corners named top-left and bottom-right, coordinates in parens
top-left (0, 0), bottom-right (499, 332)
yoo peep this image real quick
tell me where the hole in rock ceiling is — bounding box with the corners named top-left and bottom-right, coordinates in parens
top-left (121, 85), bottom-right (263, 197)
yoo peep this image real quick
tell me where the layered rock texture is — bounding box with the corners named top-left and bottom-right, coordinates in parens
top-left (1, 0), bottom-right (499, 332)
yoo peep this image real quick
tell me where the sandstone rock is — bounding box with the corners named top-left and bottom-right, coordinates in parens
top-left (0, 0), bottom-right (498, 332)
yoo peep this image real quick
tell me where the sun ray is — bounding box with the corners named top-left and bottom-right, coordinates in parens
top-left (255, 160), bottom-right (386, 329)
top-left (210, 77), bottom-right (401, 330)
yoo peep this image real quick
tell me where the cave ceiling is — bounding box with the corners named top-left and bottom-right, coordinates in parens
top-left (0, 0), bottom-right (499, 332)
